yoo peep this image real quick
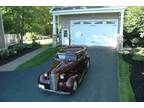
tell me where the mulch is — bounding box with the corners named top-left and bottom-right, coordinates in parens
top-left (0, 48), bottom-right (38, 66)
top-left (123, 54), bottom-right (144, 102)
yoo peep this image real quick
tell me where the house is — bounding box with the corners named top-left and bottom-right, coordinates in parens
top-left (51, 6), bottom-right (126, 50)
top-left (0, 13), bottom-right (5, 49)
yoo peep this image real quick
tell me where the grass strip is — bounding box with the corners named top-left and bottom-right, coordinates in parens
top-left (17, 47), bottom-right (59, 70)
top-left (117, 53), bottom-right (135, 102)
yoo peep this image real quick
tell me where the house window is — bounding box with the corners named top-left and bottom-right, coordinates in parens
top-left (64, 30), bottom-right (68, 37)
top-left (95, 21), bottom-right (103, 24)
top-left (83, 22), bottom-right (91, 24)
top-left (106, 21), bottom-right (115, 24)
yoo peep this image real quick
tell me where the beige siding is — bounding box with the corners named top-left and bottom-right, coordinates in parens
top-left (59, 13), bottom-right (120, 34)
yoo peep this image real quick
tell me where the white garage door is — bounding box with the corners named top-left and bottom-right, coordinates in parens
top-left (71, 20), bottom-right (118, 47)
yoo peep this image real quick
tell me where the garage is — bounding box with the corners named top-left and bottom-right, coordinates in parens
top-left (51, 6), bottom-right (125, 49)
top-left (71, 20), bottom-right (118, 47)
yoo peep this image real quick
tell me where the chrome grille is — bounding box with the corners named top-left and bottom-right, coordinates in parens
top-left (50, 74), bottom-right (58, 90)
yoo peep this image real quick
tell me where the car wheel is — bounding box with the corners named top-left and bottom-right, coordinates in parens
top-left (72, 80), bottom-right (78, 92)
top-left (86, 60), bottom-right (90, 69)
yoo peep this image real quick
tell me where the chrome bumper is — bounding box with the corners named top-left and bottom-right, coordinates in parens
top-left (38, 84), bottom-right (70, 95)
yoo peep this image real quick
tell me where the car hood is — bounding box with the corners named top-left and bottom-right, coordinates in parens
top-left (50, 60), bottom-right (75, 74)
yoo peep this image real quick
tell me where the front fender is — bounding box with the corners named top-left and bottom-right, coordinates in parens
top-left (65, 75), bottom-right (78, 88)
top-left (39, 74), bottom-right (50, 84)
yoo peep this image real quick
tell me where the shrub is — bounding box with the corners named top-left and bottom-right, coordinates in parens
top-left (0, 49), bottom-right (9, 60)
top-left (8, 45), bottom-right (18, 56)
top-left (0, 43), bottom-right (41, 61)
top-left (24, 32), bottom-right (37, 43)
top-left (32, 42), bottom-right (41, 49)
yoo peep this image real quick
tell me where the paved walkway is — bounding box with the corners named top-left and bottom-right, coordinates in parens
top-left (0, 46), bottom-right (48, 72)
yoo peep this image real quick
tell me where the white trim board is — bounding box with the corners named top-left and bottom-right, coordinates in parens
top-left (52, 7), bottom-right (126, 15)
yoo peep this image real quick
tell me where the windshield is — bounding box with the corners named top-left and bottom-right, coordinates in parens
top-left (55, 53), bottom-right (77, 61)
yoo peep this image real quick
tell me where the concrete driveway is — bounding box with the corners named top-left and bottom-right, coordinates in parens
top-left (0, 46), bottom-right (119, 102)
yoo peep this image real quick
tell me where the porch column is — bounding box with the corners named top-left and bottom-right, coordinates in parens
top-left (120, 10), bottom-right (124, 35)
top-left (52, 14), bottom-right (57, 47)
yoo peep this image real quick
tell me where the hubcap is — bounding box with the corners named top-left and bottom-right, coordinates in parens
top-left (87, 61), bottom-right (90, 68)
top-left (73, 81), bottom-right (77, 91)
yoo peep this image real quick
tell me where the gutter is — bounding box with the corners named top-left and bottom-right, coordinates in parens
top-left (51, 7), bottom-right (126, 16)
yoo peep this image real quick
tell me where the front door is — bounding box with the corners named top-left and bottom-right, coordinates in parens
top-left (61, 29), bottom-right (69, 45)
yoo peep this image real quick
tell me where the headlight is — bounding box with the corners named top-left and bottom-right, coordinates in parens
top-left (38, 84), bottom-right (45, 89)
top-left (60, 74), bottom-right (64, 79)
top-left (44, 73), bottom-right (47, 77)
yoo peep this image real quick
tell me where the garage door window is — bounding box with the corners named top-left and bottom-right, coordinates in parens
top-left (83, 22), bottom-right (91, 24)
top-left (106, 21), bottom-right (115, 24)
top-left (73, 22), bottom-right (81, 25)
top-left (95, 21), bottom-right (103, 24)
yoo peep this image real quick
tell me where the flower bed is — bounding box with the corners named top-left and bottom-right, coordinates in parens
top-left (0, 42), bottom-right (41, 66)
top-left (123, 51), bottom-right (144, 101)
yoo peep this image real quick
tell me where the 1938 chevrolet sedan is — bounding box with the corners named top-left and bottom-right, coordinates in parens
top-left (38, 46), bottom-right (90, 94)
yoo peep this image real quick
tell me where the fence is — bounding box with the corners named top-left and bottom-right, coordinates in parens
top-left (5, 34), bottom-right (20, 48)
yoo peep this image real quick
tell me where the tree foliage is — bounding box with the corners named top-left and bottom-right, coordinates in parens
top-left (0, 6), bottom-right (52, 43)
top-left (124, 6), bottom-right (144, 47)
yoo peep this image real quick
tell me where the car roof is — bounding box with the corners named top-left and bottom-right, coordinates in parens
top-left (59, 46), bottom-right (86, 55)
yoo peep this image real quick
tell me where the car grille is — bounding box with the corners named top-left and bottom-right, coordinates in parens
top-left (50, 74), bottom-right (58, 90)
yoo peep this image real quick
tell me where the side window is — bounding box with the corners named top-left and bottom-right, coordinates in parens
top-left (64, 30), bottom-right (68, 37)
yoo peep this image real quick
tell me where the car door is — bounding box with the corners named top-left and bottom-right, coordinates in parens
top-left (76, 53), bottom-right (85, 75)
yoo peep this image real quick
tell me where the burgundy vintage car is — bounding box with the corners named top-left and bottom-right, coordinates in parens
top-left (38, 46), bottom-right (90, 94)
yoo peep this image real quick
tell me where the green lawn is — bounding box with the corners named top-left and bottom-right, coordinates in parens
top-left (16, 47), bottom-right (59, 70)
top-left (117, 53), bottom-right (135, 102)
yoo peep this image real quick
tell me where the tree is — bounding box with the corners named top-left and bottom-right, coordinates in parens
top-left (0, 6), bottom-right (52, 43)
top-left (124, 6), bottom-right (144, 47)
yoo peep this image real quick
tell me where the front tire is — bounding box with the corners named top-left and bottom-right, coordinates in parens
top-left (86, 60), bottom-right (90, 69)
top-left (72, 80), bottom-right (78, 93)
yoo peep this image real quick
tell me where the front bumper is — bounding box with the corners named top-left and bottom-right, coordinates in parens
top-left (38, 84), bottom-right (71, 95)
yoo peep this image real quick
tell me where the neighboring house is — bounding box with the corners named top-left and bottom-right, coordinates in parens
top-left (51, 6), bottom-right (126, 50)
top-left (0, 13), bottom-right (5, 49)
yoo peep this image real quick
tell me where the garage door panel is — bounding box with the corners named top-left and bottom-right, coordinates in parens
top-left (71, 20), bottom-right (118, 47)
